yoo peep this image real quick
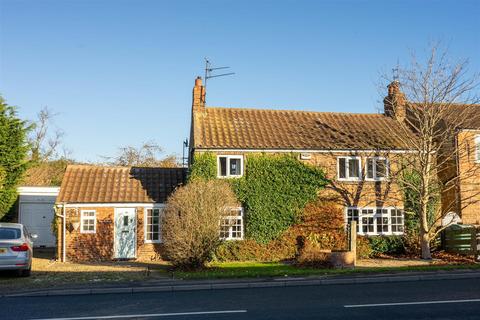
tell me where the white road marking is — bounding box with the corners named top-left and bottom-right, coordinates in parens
top-left (345, 298), bottom-right (480, 308)
top-left (32, 309), bottom-right (247, 320)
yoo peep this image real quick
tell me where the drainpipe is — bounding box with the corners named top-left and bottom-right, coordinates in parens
top-left (55, 203), bottom-right (67, 262)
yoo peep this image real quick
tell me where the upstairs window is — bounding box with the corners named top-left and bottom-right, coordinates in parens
top-left (338, 157), bottom-right (361, 181)
top-left (220, 208), bottom-right (244, 240)
top-left (475, 135), bottom-right (480, 163)
top-left (80, 210), bottom-right (96, 234)
top-left (366, 157), bottom-right (389, 181)
top-left (145, 208), bottom-right (162, 243)
top-left (218, 155), bottom-right (243, 178)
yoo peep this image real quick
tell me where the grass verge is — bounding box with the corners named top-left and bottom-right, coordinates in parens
top-left (171, 261), bottom-right (480, 280)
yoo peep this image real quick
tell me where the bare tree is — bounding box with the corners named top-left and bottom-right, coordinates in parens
top-left (162, 180), bottom-right (239, 269)
top-left (385, 45), bottom-right (480, 259)
top-left (103, 141), bottom-right (179, 167)
top-left (29, 107), bottom-right (64, 162)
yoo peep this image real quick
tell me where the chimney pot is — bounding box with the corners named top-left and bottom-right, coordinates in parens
top-left (195, 76), bottom-right (202, 87)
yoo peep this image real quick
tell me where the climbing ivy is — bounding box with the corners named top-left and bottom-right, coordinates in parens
top-left (188, 152), bottom-right (328, 243)
top-left (188, 152), bottom-right (217, 181)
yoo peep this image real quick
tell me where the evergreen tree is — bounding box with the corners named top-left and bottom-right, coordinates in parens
top-left (0, 96), bottom-right (30, 220)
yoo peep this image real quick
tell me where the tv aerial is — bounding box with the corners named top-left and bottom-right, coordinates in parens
top-left (204, 58), bottom-right (235, 94)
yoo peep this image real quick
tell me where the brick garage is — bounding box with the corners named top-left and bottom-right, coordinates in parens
top-left (55, 165), bottom-right (186, 262)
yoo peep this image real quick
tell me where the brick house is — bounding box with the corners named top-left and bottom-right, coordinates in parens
top-left (55, 165), bottom-right (186, 262)
top-left (383, 82), bottom-right (480, 226)
top-left (189, 77), bottom-right (416, 237)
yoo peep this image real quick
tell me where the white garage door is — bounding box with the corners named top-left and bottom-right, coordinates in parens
top-left (20, 202), bottom-right (56, 247)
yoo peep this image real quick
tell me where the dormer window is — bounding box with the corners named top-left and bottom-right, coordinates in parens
top-left (338, 156), bottom-right (361, 181)
top-left (218, 155), bottom-right (243, 178)
top-left (366, 157), bottom-right (389, 181)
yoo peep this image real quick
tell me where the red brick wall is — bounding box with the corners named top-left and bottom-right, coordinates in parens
top-left (56, 206), bottom-right (166, 262)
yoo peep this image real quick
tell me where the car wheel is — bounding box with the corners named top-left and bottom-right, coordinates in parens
top-left (18, 268), bottom-right (31, 277)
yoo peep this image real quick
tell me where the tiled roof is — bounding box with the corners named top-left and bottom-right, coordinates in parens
top-left (56, 165), bottom-right (186, 204)
top-left (441, 104), bottom-right (480, 129)
top-left (193, 107), bottom-right (412, 150)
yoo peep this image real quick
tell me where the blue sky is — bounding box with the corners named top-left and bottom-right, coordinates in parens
top-left (0, 0), bottom-right (479, 162)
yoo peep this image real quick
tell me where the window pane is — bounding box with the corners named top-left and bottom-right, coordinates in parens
top-left (339, 158), bottom-right (346, 179)
top-left (229, 158), bottom-right (241, 175)
top-left (349, 158), bottom-right (360, 178)
top-left (376, 159), bottom-right (387, 178)
top-left (219, 157), bottom-right (227, 176)
top-left (367, 158), bottom-right (374, 179)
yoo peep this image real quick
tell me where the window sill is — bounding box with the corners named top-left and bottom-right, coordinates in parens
top-left (217, 175), bottom-right (243, 179)
top-left (144, 240), bottom-right (162, 244)
top-left (80, 231), bottom-right (96, 234)
top-left (365, 178), bottom-right (389, 182)
top-left (337, 178), bottom-right (361, 182)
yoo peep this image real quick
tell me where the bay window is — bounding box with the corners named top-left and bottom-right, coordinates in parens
top-left (346, 207), bottom-right (404, 235)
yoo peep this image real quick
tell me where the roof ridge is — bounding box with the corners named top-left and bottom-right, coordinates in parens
top-left (205, 105), bottom-right (385, 117)
top-left (67, 164), bottom-right (186, 170)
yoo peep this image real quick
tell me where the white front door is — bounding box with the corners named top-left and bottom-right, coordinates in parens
top-left (114, 208), bottom-right (136, 259)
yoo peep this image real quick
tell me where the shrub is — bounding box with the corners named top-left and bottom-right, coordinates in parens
top-left (162, 180), bottom-right (238, 269)
top-left (356, 236), bottom-right (372, 259)
top-left (368, 236), bottom-right (405, 256)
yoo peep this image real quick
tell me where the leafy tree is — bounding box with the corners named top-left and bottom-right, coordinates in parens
top-left (0, 97), bottom-right (30, 220)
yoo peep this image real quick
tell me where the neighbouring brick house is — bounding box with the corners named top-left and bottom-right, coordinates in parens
top-left (189, 77), bottom-right (417, 237)
top-left (55, 165), bottom-right (186, 261)
top-left (382, 82), bottom-right (480, 225)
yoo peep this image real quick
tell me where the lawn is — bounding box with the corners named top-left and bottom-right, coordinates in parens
top-left (2, 250), bottom-right (479, 293)
top-left (171, 260), bottom-right (480, 280)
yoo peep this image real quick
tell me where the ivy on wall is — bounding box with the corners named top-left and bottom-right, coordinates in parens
top-left (188, 152), bottom-right (217, 181)
top-left (189, 152), bottom-right (328, 243)
top-left (233, 154), bottom-right (328, 243)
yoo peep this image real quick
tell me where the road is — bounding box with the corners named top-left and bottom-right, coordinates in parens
top-left (2, 278), bottom-right (480, 319)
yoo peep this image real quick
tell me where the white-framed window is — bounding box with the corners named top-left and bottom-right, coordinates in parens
top-left (345, 207), bottom-right (404, 235)
top-left (220, 207), bottom-right (244, 240)
top-left (217, 155), bottom-right (244, 178)
top-left (337, 156), bottom-right (361, 181)
top-left (145, 208), bottom-right (163, 243)
top-left (80, 210), bottom-right (96, 234)
top-left (366, 157), bottom-right (389, 181)
top-left (475, 135), bottom-right (480, 163)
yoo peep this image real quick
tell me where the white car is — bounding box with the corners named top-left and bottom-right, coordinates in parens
top-left (0, 223), bottom-right (37, 277)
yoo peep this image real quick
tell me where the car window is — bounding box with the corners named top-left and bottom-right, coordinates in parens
top-left (0, 227), bottom-right (22, 240)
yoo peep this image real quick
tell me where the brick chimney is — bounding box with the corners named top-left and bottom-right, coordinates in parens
top-left (192, 76), bottom-right (206, 113)
top-left (384, 80), bottom-right (406, 122)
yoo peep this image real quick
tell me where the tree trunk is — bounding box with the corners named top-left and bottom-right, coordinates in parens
top-left (420, 228), bottom-right (432, 259)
